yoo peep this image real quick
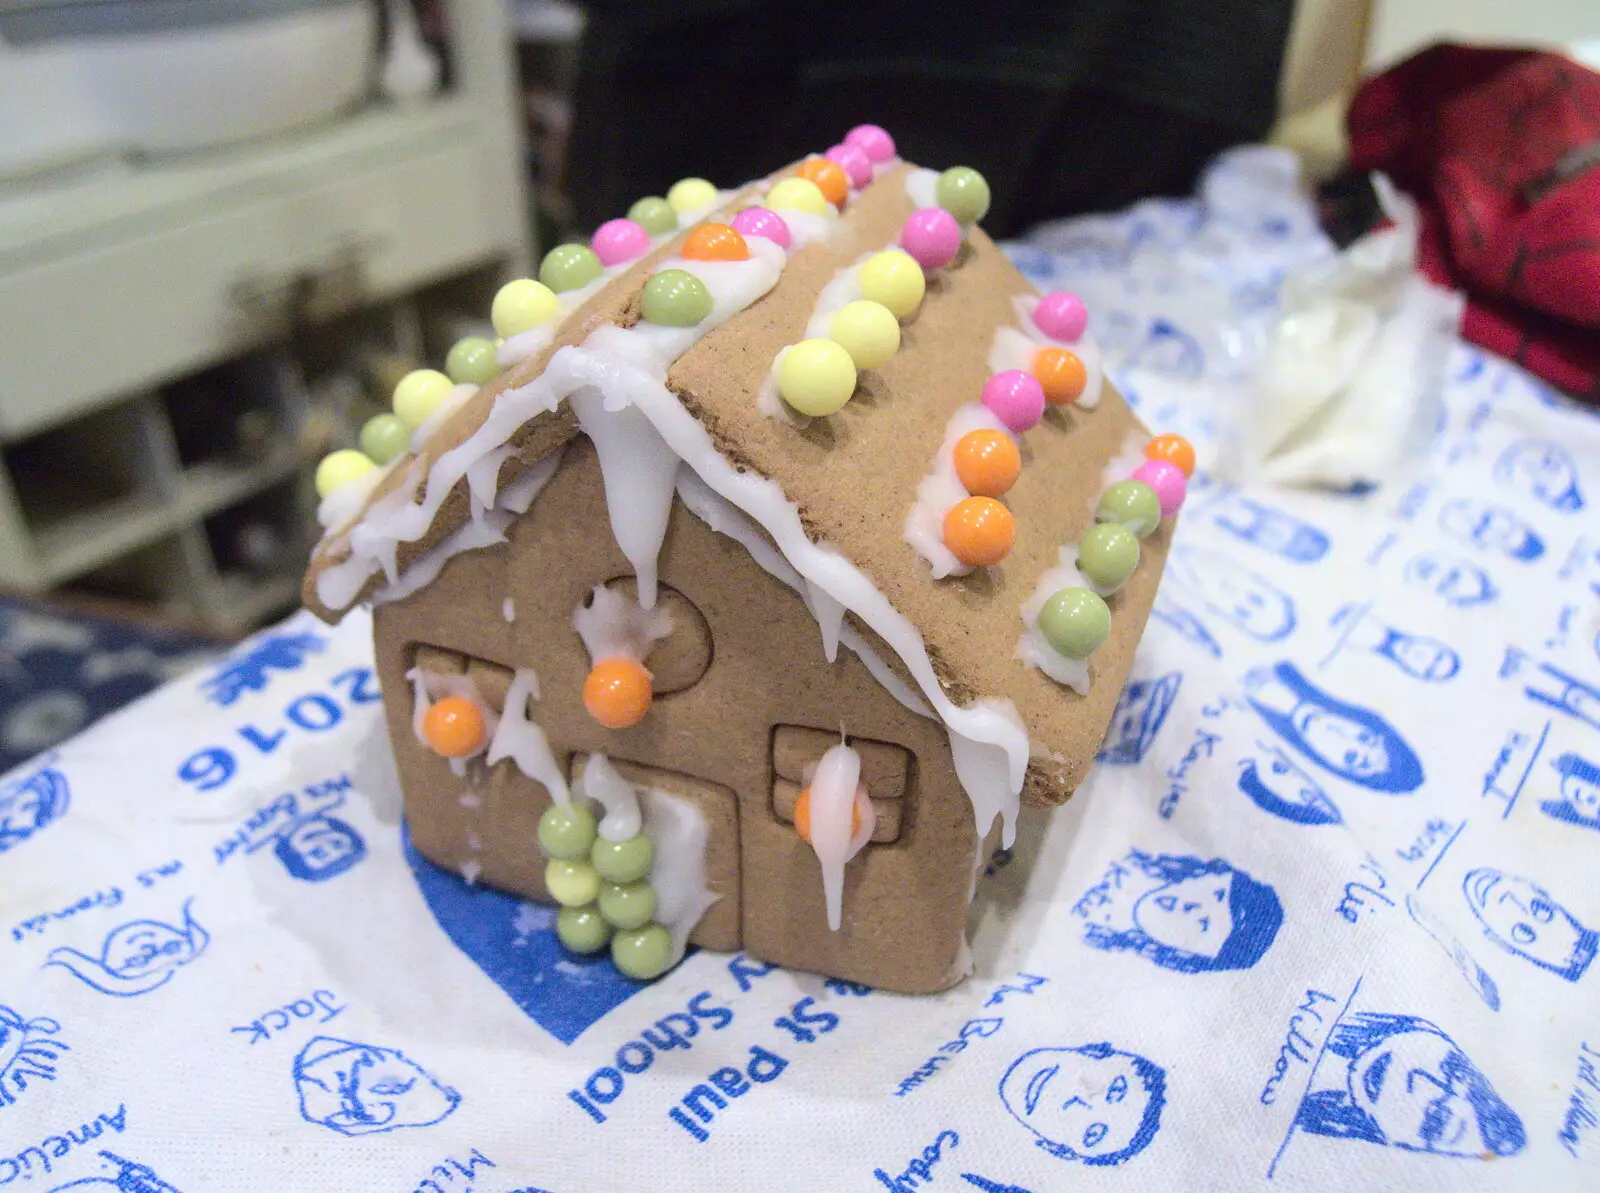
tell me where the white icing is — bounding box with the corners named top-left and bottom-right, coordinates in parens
top-left (1099, 430), bottom-right (1148, 511)
top-left (579, 753), bottom-right (643, 842)
top-left (486, 668), bottom-right (571, 805)
top-left (807, 582), bottom-right (846, 663)
top-left (904, 167), bottom-right (939, 210)
top-left (805, 742), bottom-right (876, 931)
top-left (778, 208), bottom-right (842, 250)
top-left (466, 444), bottom-right (515, 518)
top-left (572, 583), bottom-right (673, 665)
top-left (1005, 295), bottom-right (1105, 410)
top-left (411, 383), bottom-right (479, 453)
top-left (642, 785), bottom-right (720, 967)
top-left (460, 860), bottom-right (481, 885)
top-left (1016, 544), bottom-right (1094, 694)
top-left (871, 157), bottom-right (902, 181)
top-left (502, 597), bottom-right (515, 622)
top-left (317, 464), bottom-right (389, 531)
top-left (405, 666), bottom-right (501, 775)
top-left (756, 347), bottom-right (808, 426)
top-left (496, 324), bottom-right (556, 368)
top-left (903, 403), bottom-right (1016, 577)
top-left (802, 261), bottom-right (866, 340)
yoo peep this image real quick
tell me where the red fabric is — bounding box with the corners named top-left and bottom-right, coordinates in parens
top-left (1348, 44), bottom-right (1600, 399)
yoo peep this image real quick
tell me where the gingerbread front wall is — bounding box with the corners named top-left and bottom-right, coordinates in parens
top-left (372, 436), bottom-right (980, 994)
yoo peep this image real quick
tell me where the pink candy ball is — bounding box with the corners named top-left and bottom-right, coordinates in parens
top-left (1131, 459), bottom-right (1187, 517)
top-left (1032, 291), bottom-right (1089, 342)
top-left (844, 123), bottom-right (896, 163)
top-left (730, 206), bottom-right (792, 250)
top-left (900, 207), bottom-right (962, 271)
top-left (824, 142), bottom-right (873, 188)
top-left (590, 218), bottom-right (651, 267)
top-left (981, 370), bottom-right (1046, 433)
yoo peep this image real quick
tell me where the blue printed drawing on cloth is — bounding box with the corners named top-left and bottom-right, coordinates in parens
top-left (1159, 546), bottom-right (1296, 648)
top-left (215, 775), bottom-right (365, 883)
top-left (403, 828), bottom-right (647, 1044)
top-left (997, 1042), bottom-right (1166, 1166)
top-left (200, 630), bottom-right (327, 707)
top-left (0, 756), bottom-right (69, 855)
top-left (1525, 663), bottom-right (1600, 734)
top-left (1541, 751), bottom-right (1600, 829)
top-left (46, 1151), bottom-right (182, 1192)
top-left (0, 1004), bottom-right (68, 1108)
top-left (1124, 318), bottom-right (1204, 380)
top-left (1294, 1012), bottom-right (1525, 1158)
top-left (45, 899), bottom-right (209, 997)
top-left (1207, 494), bottom-right (1330, 563)
top-left (1325, 603), bottom-right (1461, 682)
top-left (1071, 849), bottom-right (1283, 973)
top-left (1237, 742), bottom-right (1342, 825)
top-left (1403, 552), bottom-right (1499, 607)
top-left (1437, 499), bottom-right (1545, 561)
top-left (293, 1035), bottom-right (460, 1136)
top-left (1463, 868), bottom-right (1596, 982)
top-left (1405, 895), bottom-right (1501, 1011)
top-left (1097, 673), bottom-right (1181, 765)
top-left (1244, 662), bottom-right (1424, 792)
top-left (1495, 439), bottom-right (1585, 512)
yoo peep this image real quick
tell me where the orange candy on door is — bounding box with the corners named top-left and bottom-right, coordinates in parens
top-left (793, 786), bottom-right (862, 844)
top-left (681, 223), bottom-right (750, 262)
top-left (796, 157), bottom-right (850, 208)
top-left (422, 695), bottom-right (487, 757)
top-left (583, 657), bottom-right (654, 728)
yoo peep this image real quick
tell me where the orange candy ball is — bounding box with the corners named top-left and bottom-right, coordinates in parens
top-left (422, 696), bottom-right (487, 758)
top-left (681, 223), bottom-right (750, 262)
top-left (793, 787), bottom-right (862, 844)
top-left (943, 496), bottom-right (1016, 567)
top-left (1033, 347), bottom-right (1087, 405)
top-left (583, 657), bottom-right (654, 729)
top-left (796, 157), bottom-right (850, 208)
top-left (953, 429), bottom-right (1022, 497)
top-left (1144, 433), bottom-right (1196, 478)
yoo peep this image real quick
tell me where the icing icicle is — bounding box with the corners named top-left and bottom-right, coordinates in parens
top-left (579, 754), bottom-right (643, 841)
top-left (643, 787), bottom-right (720, 965)
top-left (803, 742), bottom-right (876, 931)
top-left (486, 668), bottom-right (571, 804)
top-left (572, 584), bottom-right (673, 665)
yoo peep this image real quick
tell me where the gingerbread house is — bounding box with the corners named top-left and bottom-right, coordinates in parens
top-left (301, 127), bottom-right (1186, 995)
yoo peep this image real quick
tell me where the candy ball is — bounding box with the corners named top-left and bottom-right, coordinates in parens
top-left (445, 335), bottom-right (499, 386)
top-left (392, 368), bottom-right (455, 429)
top-left (829, 299), bottom-right (900, 370)
top-left (824, 142), bottom-right (873, 188)
top-left (797, 157), bottom-right (850, 208)
top-left (1131, 459), bottom-right (1187, 518)
top-left (612, 923), bottom-right (673, 980)
top-left (538, 801), bottom-right (597, 861)
top-left (858, 249), bottom-right (925, 318)
top-left (844, 123), bottom-right (896, 162)
top-left (953, 429), bottom-right (1021, 497)
top-left (943, 496), bottom-right (1016, 567)
top-left (778, 338), bottom-right (858, 417)
top-left (591, 218), bottom-right (652, 267)
top-left (315, 450), bottom-right (375, 498)
top-left (1144, 432), bottom-right (1196, 478)
top-left (981, 369), bottom-right (1047, 433)
top-left (491, 278), bottom-right (558, 338)
top-left (793, 786), bottom-right (861, 845)
top-left (936, 166), bottom-right (991, 225)
top-left (900, 207), bottom-right (962, 271)
top-left (1033, 347), bottom-right (1087, 405)
top-left (1095, 480), bottom-right (1162, 538)
top-left (598, 880), bottom-right (657, 931)
top-left (358, 414), bottom-right (410, 466)
top-left (681, 222), bottom-right (749, 262)
top-left (1032, 291), bottom-right (1089, 342)
top-left (766, 177), bottom-right (831, 217)
top-left (583, 657), bottom-right (653, 728)
top-left (640, 269), bottom-right (713, 327)
top-left (627, 196), bottom-right (677, 236)
top-left (1077, 522), bottom-right (1141, 593)
top-left (546, 859), bottom-right (603, 907)
top-left (667, 177), bottom-right (718, 215)
top-left (1038, 587), bottom-right (1111, 660)
top-left (421, 695), bottom-right (486, 758)
top-left (591, 833), bottom-right (655, 884)
top-left (556, 905), bottom-right (612, 954)
top-left (539, 243), bottom-right (603, 293)
top-left (731, 206), bottom-right (791, 249)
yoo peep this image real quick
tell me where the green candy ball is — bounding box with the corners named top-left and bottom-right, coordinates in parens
top-left (936, 166), bottom-right (991, 225)
top-left (598, 880), bottom-right (657, 930)
top-left (359, 413), bottom-right (411, 465)
top-left (1076, 522), bottom-right (1141, 593)
top-left (1096, 480), bottom-right (1162, 539)
top-left (591, 832), bottom-right (654, 884)
top-left (612, 923), bottom-right (674, 980)
top-left (556, 904), bottom-right (612, 954)
top-left (627, 196), bottom-right (677, 236)
top-left (1038, 586), bottom-right (1112, 660)
top-left (539, 243), bottom-right (604, 293)
top-left (545, 859), bottom-right (602, 907)
top-left (444, 336), bottom-right (499, 386)
top-left (538, 802), bottom-right (597, 861)
top-left (640, 269), bottom-right (713, 327)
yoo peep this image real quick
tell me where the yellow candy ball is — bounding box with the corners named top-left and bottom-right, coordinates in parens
top-left (392, 369), bottom-right (455, 430)
top-left (778, 338), bottom-right (858, 417)
top-left (858, 249), bottom-right (926, 319)
top-left (829, 299), bottom-right (901, 370)
top-left (315, 450), bottom-right (376, 498)
top-left (667, 177), bottom-right (719, 215)
top-left (545, 859), bottom-right (602, 908)
top-left (765, 177), bottom-right (830, 217)
top-left (491, 278), bottom-right (559, 338)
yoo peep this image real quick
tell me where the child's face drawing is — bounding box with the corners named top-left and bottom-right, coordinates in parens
top-left (1404, 554), bottom-right (1493, 607)
top-left (287, 819), bottom-right (360, 873)
top-left (1133, 872), bottom-right (1233, 958)
top-left (1440, 502), bottom-right (1537, 557)
top-left (0, 786), bottom-right (48, 842)
top-left (1347, 1029), bottom-right (1488, 1156)
top-left (1292, 706), bottom-right (1389, 778)
top-left (104, 924), bottom-right (194, 978)
top-left (1250, 745), bottom-right (1337, 818)
top-left (1501, 442), bottom-right (1579, 508)
top-left (1560, 772), bottom-right (1600, 818)
top-left (1001, 1047), bottom-right (1155, 1162)
top-left (1466, 870), bottom-right (1587, 973)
